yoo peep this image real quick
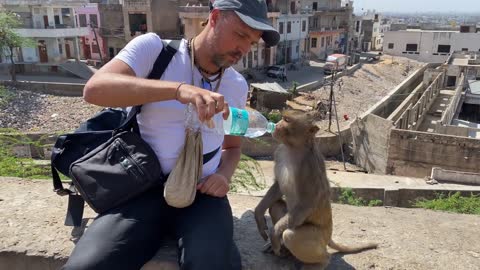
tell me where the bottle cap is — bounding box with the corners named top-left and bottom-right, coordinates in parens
top-left (267, 122), bottom-right (275, 134)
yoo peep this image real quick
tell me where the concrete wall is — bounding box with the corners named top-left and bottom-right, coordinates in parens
top-left (436, 125), bottom-right (480, 138)
top-left (1, 81), bottom-right (83, 96)
top-left (394, 71), bottom-right (444, 130)
top-left (383, 31), bottom-right (480, 63)
top-left (351, 114), bottom-right (394, 174)
top-left (387, 129), bottom-right (480, 177)
top-left (439, 74), bottom-right (464, 126)
top-left (368, 63), bottom-right (434, 119)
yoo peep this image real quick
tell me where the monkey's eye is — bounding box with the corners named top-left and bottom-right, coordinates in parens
top-left (283, 117), bottom-right (290, 123)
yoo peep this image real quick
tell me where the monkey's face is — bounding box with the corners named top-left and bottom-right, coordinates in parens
top-left (273, 110), bottom-right (319, 146)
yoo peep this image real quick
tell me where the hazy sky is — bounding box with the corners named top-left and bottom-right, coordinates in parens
top-left (353, 0), bottom-right (479, 13)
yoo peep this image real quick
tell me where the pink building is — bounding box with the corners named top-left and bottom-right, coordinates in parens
top-left (75, 4), bottom-right (106, 66)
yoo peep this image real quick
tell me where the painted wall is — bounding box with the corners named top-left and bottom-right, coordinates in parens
top-left (75, 4), bottom-right (106, 62)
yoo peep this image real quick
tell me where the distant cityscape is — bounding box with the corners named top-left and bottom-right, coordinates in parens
top-left (0, 0), bottom-right (479, 74)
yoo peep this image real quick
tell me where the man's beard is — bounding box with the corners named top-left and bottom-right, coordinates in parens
top-left (212, 50), bottom-right (243, 69)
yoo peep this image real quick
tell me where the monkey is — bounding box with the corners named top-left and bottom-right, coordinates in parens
top-left (254, 110), bottom-right (377, 269)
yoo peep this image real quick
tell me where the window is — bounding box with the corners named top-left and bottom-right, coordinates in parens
top-left (462, 48), bottom-right (468, 51)
top-left (311, 38), bottom-right (317, 48)
top-left (92, 43), bottom-right (99, 54)
top-left (279, 22), bottom-right (284, 34)
top-left (58, 44), bottom-right (63, 54)
top-left (54, 15), bottom-right (60, 25)
top-left (302, 20), bottom-right (306, 32)
top-left (356, 21), bottom-right (360, 32)
top-left (406, 44), bottom-right (418, 52)
top-left (287, 22), bottom-right (291, 33)
top-left (388, 43), bottom-right (394, 49)
top-left (437, 45), bottom-right (451, 53)
top-left (79, 14), bottom-right (87, 27)
top-left (261, 49), bottom-right (265, 59)
top-left (313, 18), bottom-right (318, 28)
top-left (90, 14), bottom-right (98, 27)
top-left (129, 13), bottom-right (147, 35)
top-left (254, 50), bottom-right (258, 61)
top-left (321, 37), bottom-right (325, 47)
top-left (312, 2), bottom-right (318, 11)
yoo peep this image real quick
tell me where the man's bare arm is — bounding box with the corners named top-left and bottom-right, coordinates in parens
top-left (83, 59), bottom-right (225, 122)
top-left (217, 135), bottom-right (242, 182)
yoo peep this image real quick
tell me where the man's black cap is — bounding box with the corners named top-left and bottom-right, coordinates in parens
top-left (212, 0), bottom-right (280, 47)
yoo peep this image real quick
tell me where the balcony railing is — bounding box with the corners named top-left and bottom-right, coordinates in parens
top-left (15, 27), bottom-right (90, 38)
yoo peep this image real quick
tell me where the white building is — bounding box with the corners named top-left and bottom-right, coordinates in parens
top-left (383, 29), bottom-right (480, 63)
top-left (0, 0), bottom-right (90, 72)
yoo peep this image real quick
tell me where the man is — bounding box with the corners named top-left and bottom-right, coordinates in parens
top-left (61, 0), bottom-right (279, 270)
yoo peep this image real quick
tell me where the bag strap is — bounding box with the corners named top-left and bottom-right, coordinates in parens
top-left (117, 39), bottom-right (182, 133)
top-left (58, 39), bottom-right (181, 227)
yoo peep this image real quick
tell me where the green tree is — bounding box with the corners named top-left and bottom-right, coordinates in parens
top-left (0, 11), bottom-right (34, 81)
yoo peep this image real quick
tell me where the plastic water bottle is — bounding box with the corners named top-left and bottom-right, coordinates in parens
top-left (223, 107), bottom-right (276, 138)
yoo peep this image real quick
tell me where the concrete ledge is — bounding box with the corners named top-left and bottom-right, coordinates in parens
top-left (1, 80), bottom-right (84, 97)
top-left (431, 167), bottom-right (480, 185)
top-left (2, 177), bottom-right (480, 270)
top-left (327, 170), bottom-right (480, 207)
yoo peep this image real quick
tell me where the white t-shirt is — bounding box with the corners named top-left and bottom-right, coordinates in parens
top-left (115, 33), bottom-right (248, 178)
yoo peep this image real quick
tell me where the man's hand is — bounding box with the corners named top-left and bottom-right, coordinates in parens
top-left (197, 173), bottom-right (230, 197)
top-left (176, 84), bottom-right (226, 122)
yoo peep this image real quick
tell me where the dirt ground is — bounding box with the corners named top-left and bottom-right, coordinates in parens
top-left (0, 54), bottom-right (422, 134)
top-left (291, 55), bottom-right (424, 131)
top-left (1, 177), bottom-right (479, 270)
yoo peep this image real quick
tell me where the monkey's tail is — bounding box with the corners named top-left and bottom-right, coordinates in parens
top-left (328, 240), bottom-right (378, 254)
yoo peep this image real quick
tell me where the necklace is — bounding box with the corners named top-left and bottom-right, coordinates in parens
top-left (189, 38), bottom-right (224, 92)
top-left (187, 38), bottom-right (223, 81)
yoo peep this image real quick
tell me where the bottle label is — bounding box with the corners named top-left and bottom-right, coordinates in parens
top-left (230, 107), bottom-right (249, 136)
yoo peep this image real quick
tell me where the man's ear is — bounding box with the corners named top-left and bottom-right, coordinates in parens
top-left (209, 9), bottom-right (220, 27)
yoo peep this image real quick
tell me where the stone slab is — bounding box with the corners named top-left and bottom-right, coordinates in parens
top-left (1, 178), bottom-right (480, 270)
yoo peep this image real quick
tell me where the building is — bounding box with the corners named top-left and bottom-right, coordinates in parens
top-left (383, 28), bottom-right (480, 63)
top-left (304, 0), bottom-right (353, 60)
top-left (275, 0), bottom-right (311, 64)
top-left (351, 51), bottom-right (480, 178)
top-left (250, 82), bottom-right (290, 111)
top-left (97, 0), bottom-right (125, 61)
top-left (122, 0), bottom-right (187, 43)
top-left (351, 15), bottom-right (363, 51)
top-left (360, 10), bottom-right (382, 51)
top-left (75, 3), bottom-right (106, 66)
top-left (0, 0), bottom-right (90, 73)
top-left (178, 0), bottom-right (281, 72)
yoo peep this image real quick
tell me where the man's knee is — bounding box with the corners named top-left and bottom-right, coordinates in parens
top-left (181, 243), bottom-right (240, 270)
top-left (180, 235), bottom-right (240, 270)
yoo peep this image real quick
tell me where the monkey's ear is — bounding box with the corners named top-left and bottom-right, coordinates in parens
top-left (309, 125), bottom-right (319, 135)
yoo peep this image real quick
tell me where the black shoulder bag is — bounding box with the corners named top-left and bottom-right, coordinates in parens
top-left (51, 39), bottom-right (219, 226)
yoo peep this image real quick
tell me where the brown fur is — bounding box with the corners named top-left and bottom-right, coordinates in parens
top-left (254, 110), bottom-right (377, 269)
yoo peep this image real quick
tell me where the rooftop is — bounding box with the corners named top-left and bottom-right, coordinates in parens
top-left (250, 82), bottom-right (288, 94)
top-left (448, 51), bottom-right (480, 66)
